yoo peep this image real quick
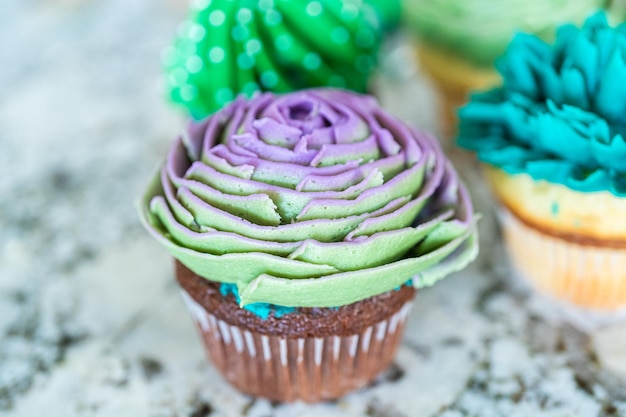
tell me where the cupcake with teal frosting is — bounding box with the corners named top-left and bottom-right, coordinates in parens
top-left (140, 88), bottom-right (478, 401)
top-left (162, 0), bottom-right (384, 119)
top-left (458, 12), bottom-right (626, 311)
top-left (403, 0), bottom-right (607, 137)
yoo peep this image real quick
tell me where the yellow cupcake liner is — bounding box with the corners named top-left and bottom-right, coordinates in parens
top-left (415, 42), bottom-right (501, 140)
top-left (499, 208), bottom-right (626, 311)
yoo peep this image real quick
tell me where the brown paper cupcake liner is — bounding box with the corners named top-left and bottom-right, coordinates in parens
top-left (180, 290), bottom-right (412, 402)
top-left (499, 208), bottom-right (626, 311)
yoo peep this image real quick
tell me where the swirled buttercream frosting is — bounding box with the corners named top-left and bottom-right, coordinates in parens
top-left (458, 12), bottom-right (626, 196)
top-left (140, 89), bottom-right (477, 307)
top-left (404, 0), bottom-right (606, 67)
top-left (163, 0), bottom-right (382, 119)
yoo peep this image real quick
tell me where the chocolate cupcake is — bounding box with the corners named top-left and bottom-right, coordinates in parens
top-left (139, 89), bottom-right (477, 401)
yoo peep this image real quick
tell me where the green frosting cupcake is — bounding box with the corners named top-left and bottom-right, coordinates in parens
top-left (404, 0), bottom-right (607, 67)
top-left (140, 89), bottom-right (478, 307)
top-left (163, 0), bottom-right (382, 119)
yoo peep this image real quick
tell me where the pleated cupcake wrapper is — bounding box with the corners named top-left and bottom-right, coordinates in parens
top-left (180, 290), bottom-right (412, 402)
top-left (498, 208), bottom-right (626, 311)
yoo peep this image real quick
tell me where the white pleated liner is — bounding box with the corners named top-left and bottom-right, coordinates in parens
top-left (499, 208), bottom-right (626, 310)
top-left (180, 290), bottom-right (413, 402)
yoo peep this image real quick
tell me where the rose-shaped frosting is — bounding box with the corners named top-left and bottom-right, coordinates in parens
top-left (140, 89), bottom-right (477, 307)
top-left (458, 12), bottom-right (626, 196)
top-left (404, 0), bottom-right (606, 67)
top-left (163, 0), bottom-right (382, 119)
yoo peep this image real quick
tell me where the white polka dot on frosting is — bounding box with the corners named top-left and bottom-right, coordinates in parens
top-left (208, 46), bottom-right (225, 63)
top-left (275, 34), bottom-right (293, 51)
top-left (186, 56), bottom-right (203, 73)
top-left (191, 0), bottom-right (211, 10)
top-left (180, 84), bottom-right (198, 102)
top-left (303, 52), bottom-right (321, 70)
top-left (231, 25), bottom-right (249, 42)
top-left (258, 0), bottom-right (274, 11)
top-left (341, 3), bottom-right (359, 20)
top-left (261, 71), bottom-right (278, 88)
top-left (208, 10), bottom-right (226, 26)
top-left (264, 10), bottom-right (282, 26)
top-left (170, 67), bottom-right (189, 86)
top-left (237, 53), bottom-right (255, 70)
top-left (331, 27), bottom-right (349, 44)
top-left (215, 87), bottom-right (234, 105)
top-left (237, 8), bottom-right (253, 25)
top-left (306, 1), bottom-right (322, 17)
top-left (246, 39), bottom-right (262, 55)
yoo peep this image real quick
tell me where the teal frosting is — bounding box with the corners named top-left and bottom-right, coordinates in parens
top-left (220, 283), bottom-right (295, 319)
top-left (458, 12), bottom-right (626, 196)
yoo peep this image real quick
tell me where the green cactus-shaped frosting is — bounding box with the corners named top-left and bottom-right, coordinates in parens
top-left (163, 0), bottom-right (382, 119)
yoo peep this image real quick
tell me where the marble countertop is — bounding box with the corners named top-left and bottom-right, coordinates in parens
top-left (2, 1), bottom-right (626, 416)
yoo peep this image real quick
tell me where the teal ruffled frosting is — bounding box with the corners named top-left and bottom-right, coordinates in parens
top-left (458, 12), bottom-right (626, 196)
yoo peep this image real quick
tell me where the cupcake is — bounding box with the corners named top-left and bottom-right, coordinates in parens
top-left (139, 88), bottom-right (478, 401)
top-left (403, 0), bottom-right (607, 138)
top-left (162, 0), bottom-right (383, 119)
top-left (458, 13), bottom-right (626, 311)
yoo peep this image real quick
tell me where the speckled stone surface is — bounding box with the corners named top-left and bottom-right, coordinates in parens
top-left (2, 1), bottom-right (626, 416)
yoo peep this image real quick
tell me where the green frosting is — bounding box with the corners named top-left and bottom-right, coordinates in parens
top-left (140, 89), bottom-right (477, 307)
top-left (163, 0), bottom-right (382, 119)
top-left (458, 12), bottom-right (626, 196)
top-left (609, 0), bottom-right (626, 22)
top-left (364, 0), bottom-right (402, 33)
top-left (404, 0), bottom-right (607, 66)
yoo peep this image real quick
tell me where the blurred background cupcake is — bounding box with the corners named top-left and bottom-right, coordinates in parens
top-left (162, 0), bottom-right (392, 120)
top-left (609, 0), bottom-right (626, 21)
top-left (458, 13), bottom-right (626, 312)
top-left (403, 0), bottom-right (608, 139)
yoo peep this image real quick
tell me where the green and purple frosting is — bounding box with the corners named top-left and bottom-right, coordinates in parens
top-left (163, 0), bottom-right (383, 119)
top-left (141, 89), bottom-right (477, 308)
top-left (458, 12), bottom-right (626, 196)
